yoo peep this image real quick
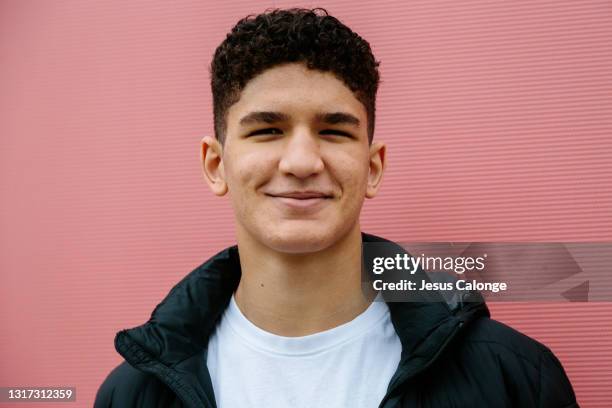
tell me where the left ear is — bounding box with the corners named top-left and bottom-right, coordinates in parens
top-left (366, 141), bottom-right (386, 198)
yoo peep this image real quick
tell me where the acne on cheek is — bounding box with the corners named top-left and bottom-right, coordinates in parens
top-left (330, 155), bottom-right (369, 177)
top-left (238, 161), bottom-right (269, 181)
top-left (225, 149), bottom-right (268, 177)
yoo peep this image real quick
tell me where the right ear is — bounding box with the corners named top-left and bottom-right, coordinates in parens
top-left (200, 136), bottom-right (228, 196)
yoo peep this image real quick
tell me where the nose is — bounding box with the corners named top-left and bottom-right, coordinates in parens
top-left (278, 127), bottom-right (324, 179)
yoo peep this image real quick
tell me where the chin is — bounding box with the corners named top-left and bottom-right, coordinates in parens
top-left (268, 239), bottom-right (330, 254)
top-left (259, 224), bottom-right (346, 254)
top-left (265, 233), bottom-right (334, 254)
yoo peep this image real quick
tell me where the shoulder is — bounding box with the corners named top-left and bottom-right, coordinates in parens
top-left (463, 317), bottom-right (548, 360)
top-left (456, 317), bottom-right (578, 407)
top-left (95, 361), bottom-right (179, 408)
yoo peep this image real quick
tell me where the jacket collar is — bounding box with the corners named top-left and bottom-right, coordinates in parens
top-left (115, 232), bottom-right (489, 408)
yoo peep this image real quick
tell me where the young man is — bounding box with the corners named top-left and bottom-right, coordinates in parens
top-left (95, 9), bottom-right (578, 408)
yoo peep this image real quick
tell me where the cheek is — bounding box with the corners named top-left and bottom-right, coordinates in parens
top-left (223, 156), bottom-right (258, 224)
top-left (223, 150), bottom-right (279, 227)
top-left (224, 148), bottom-right (270, 190)
top-left (329, 152), bottom-right (370, 195)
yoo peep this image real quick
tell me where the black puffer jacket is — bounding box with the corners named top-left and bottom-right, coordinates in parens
top-left (95, 233), bottom-right (578, 407)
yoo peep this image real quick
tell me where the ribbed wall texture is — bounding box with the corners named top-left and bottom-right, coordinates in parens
top-left (1, 1), bottom-right (611, 406)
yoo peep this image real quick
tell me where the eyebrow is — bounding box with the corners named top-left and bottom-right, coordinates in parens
top-left (239, 111), bottom-right (289, 125)
top-left (238, 110), bottom-right (361, 127)
top-left (315, 112), bottom-right (360, 127)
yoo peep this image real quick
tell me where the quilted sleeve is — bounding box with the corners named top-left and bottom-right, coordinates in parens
top-left (539, 350), bottom-right (579, 408)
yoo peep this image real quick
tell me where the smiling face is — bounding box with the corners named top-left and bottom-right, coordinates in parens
top-left (202, 63), bottom-right (385, 254)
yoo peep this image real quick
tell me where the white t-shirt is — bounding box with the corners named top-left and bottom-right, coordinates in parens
top-left (206, 295), bottom-right (402, 408)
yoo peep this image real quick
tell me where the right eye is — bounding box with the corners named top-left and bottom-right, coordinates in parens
top-left (247, 128), bottom-right (283, 136)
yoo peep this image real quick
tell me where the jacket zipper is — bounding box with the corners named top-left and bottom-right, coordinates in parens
top-left (377, 320), bottom-right (464, 408)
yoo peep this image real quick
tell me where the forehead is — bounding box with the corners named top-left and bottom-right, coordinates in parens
top-left (227, 63), bottom-right (367, 124)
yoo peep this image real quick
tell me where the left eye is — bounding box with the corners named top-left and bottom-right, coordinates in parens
top-left (320, 129), bottom-right (352, 137)
top-left (247, 128), bottom-right (283, 136)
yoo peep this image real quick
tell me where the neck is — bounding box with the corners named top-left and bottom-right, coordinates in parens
top-left (234, 224), bottom-right (374, 337)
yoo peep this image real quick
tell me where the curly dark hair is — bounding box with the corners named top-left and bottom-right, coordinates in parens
top-left (210, 8), bottom-right (380, 144)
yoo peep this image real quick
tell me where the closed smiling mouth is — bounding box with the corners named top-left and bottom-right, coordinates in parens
top-left (265, 191), bottom-right (334, 210)
top-left (266, 191), bottom-right (333, 199)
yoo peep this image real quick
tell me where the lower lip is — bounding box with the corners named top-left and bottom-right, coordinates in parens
top-left (270, 196), bottom-right (330, 211)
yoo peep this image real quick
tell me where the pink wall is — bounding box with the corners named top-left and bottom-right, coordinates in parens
top-left (1, 0), bottom-right (611, 406)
